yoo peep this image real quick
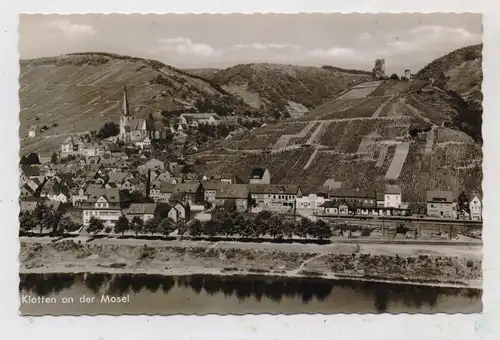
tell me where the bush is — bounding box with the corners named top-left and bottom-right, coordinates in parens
top-left (360, 228), bottom-right (372, 237)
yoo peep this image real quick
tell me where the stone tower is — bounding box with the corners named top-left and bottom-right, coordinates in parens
top-left (119, 86), bottom-right (131, 142)
top-left (404, 69), bottom-right (412, 80)
top-left (373, 59), bottom-right (386, 80)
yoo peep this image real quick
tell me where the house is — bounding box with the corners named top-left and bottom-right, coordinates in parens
top-left (249, 167), bottom-right (271, 185)
top-left (319, 200), bottom-right (350, 215)
top-left (383, 184), bottom-right (402, 209)
top-left (168, 202), bottom-right (188, 222)
top-left (296, 194), bottom-right (327, 212)
top-left (145, 158), bottom-right (165, 172)
top-left (426, 191), bottom-right (457, 219)
top-left (60, 136), bottom-right (85, 156)
top-left (469, 194), bottom-right (482, 221)
top-left (158, 182), bottom-right (203, 205)
top-left (201, 181), bottom-right (227, 203)
top-left (152, 171), bottom-right (171, 184)
top-left (19, 183), bottom-right (37, 199)
top-left (40, 180), bottom-right (70, 203)
top-left (125, 203), bottom-right (156, 222)
top-left (247, 184), bottom-right (301, 211)
top-left (121, 178), bottom-right (138, 193)
top-left (328, 188), bottom-right (377, 206)
top-left (28, 125), bottom-right (38, 138)
top-left (82, 188), bottom-right (122, 227)
top-left (214, 184), bottom-right (250, 212)
top-left (135, 136), bottom-right (151, 150)
top-left (179, 113), bottom-right (221, 127)
top-left (82, 143), bottom-right (100, 157)
top-left (149, 180), bottom-right (164, 202)
top-left (71, 187), bottom-right (89, 207)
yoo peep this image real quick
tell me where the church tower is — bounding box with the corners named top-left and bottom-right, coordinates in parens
top-left (119, 86), bottom-right (131, 142)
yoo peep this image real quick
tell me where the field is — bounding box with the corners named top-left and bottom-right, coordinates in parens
top-left (302, 96), bottom-right (391, 121)
top-left (221, 122), bottom-right (309, 150)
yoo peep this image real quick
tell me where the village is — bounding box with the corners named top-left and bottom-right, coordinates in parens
top-left (19, 84), bottom-right (483, 242)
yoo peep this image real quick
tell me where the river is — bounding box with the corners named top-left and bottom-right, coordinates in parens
top-left (19, 273), bottom-right (482, 315)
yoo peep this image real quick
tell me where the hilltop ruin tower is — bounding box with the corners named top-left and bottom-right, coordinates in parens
top-left (373, 59), bottom-right (386, 80)
top-left (404, 69), bottom-right (412, 80)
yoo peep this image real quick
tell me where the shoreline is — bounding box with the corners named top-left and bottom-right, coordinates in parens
top-left (19, 266), bottom-right (482, 290)
top-left (20, 239), bottom-right (482, 291)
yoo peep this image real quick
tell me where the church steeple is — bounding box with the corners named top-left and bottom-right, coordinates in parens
top-left (122, 85), bottom-right (130, 116)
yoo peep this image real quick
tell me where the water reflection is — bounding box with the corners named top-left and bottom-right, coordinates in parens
top-left (19, 273), bottom-right (482, 314)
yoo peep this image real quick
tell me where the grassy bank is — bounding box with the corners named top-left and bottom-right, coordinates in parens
top-left (19, 240), bottom-right (482, 289)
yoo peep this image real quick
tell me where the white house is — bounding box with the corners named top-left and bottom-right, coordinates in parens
top-left (469, 194), bottom-right (482, 221)
top-left (82, 188), bottom-right (121, 227)
top-left (384, 184), bottom-right (402, 209)
top-left (179, 113), bottom-right (221, 127)
top-left (168, 202), bottom-right (187, 222)
top-left (28, 126), bottom-right (38, 138)
top-left (296, 194), bottom-right (327, 212)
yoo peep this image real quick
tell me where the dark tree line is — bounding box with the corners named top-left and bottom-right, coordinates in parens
top-left (19, 205), bottom-right (78, 236)
top-left (186, 210), bottom-right (333, 241)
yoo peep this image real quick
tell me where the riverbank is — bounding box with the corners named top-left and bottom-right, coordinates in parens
top-left (19, 239), bottom-right (482, 289)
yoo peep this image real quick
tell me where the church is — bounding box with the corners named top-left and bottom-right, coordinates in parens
top-left (118, 86), bottom-right (167, 143)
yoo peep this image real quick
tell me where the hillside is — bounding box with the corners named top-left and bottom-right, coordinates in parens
top-left (191, 60), bottom-right (483, 211)
top-left (198, 63), bottom-right (372, 118)
top-left (417, 44), bottom-right (482, 141)
top-left (19, 53), bottom-right (250, 153)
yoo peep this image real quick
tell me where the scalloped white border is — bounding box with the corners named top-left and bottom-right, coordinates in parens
top-left (1, 1), bottom-right (499, 339)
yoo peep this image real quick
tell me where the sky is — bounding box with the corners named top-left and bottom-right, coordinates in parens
top-left (19, 13), bottom-right (482, 75)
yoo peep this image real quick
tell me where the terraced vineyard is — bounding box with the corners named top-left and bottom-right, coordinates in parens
top-left (317, 119), bottom-right (408, 153)
top-left (222, 122), bottom-right (309, 150)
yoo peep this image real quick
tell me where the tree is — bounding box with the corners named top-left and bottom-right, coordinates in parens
top-left (189, 219), bottom-right (204, 238)
top-left (143, 218), bottom-right (159, 236)
top-left (313, 220), bottom-right (333, 240)
top-left (114, 215), bottom-right (130, 236)
top-left (86, 217), bottom-right (104, 235)
top-left (268, 215), bottom-right (284, 240)
top-left (457, 191), bottom-right (470, 213)
top-left (390, 73), bottom-right (400, 80)
top-left (176, 218), bottom-right (188, 239)
top-left (56, 216), bottom-right (79, 235)
top-left (97, 122), bottom-right (120, 139)
top-left (131, 216), bottom-right (144, 236)
top-left (220, 216), bottom-right (234, 238)
top-left (26, 153), bottom-right (40, 166)
top-left (298, 217), bottom-right (314, 239)
top-left (33, 204), bottom-right (53, 234)
top-left (159, 218), bottom-right (175, 237)
top-left (19, 210), bottom-right (36, 233)
top-left (203, 219), bottom-right (219, 238)
top-left (51, 152), bottom-right (58, 164)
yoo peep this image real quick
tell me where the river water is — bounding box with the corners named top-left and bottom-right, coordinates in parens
top-left (19, 273), bottom-right (482, 315)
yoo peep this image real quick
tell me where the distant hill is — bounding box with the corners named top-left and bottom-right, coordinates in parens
top-left (192, 63), bottom-right (372, 117)
top-left (19, 52), bottom-right (249, 138)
